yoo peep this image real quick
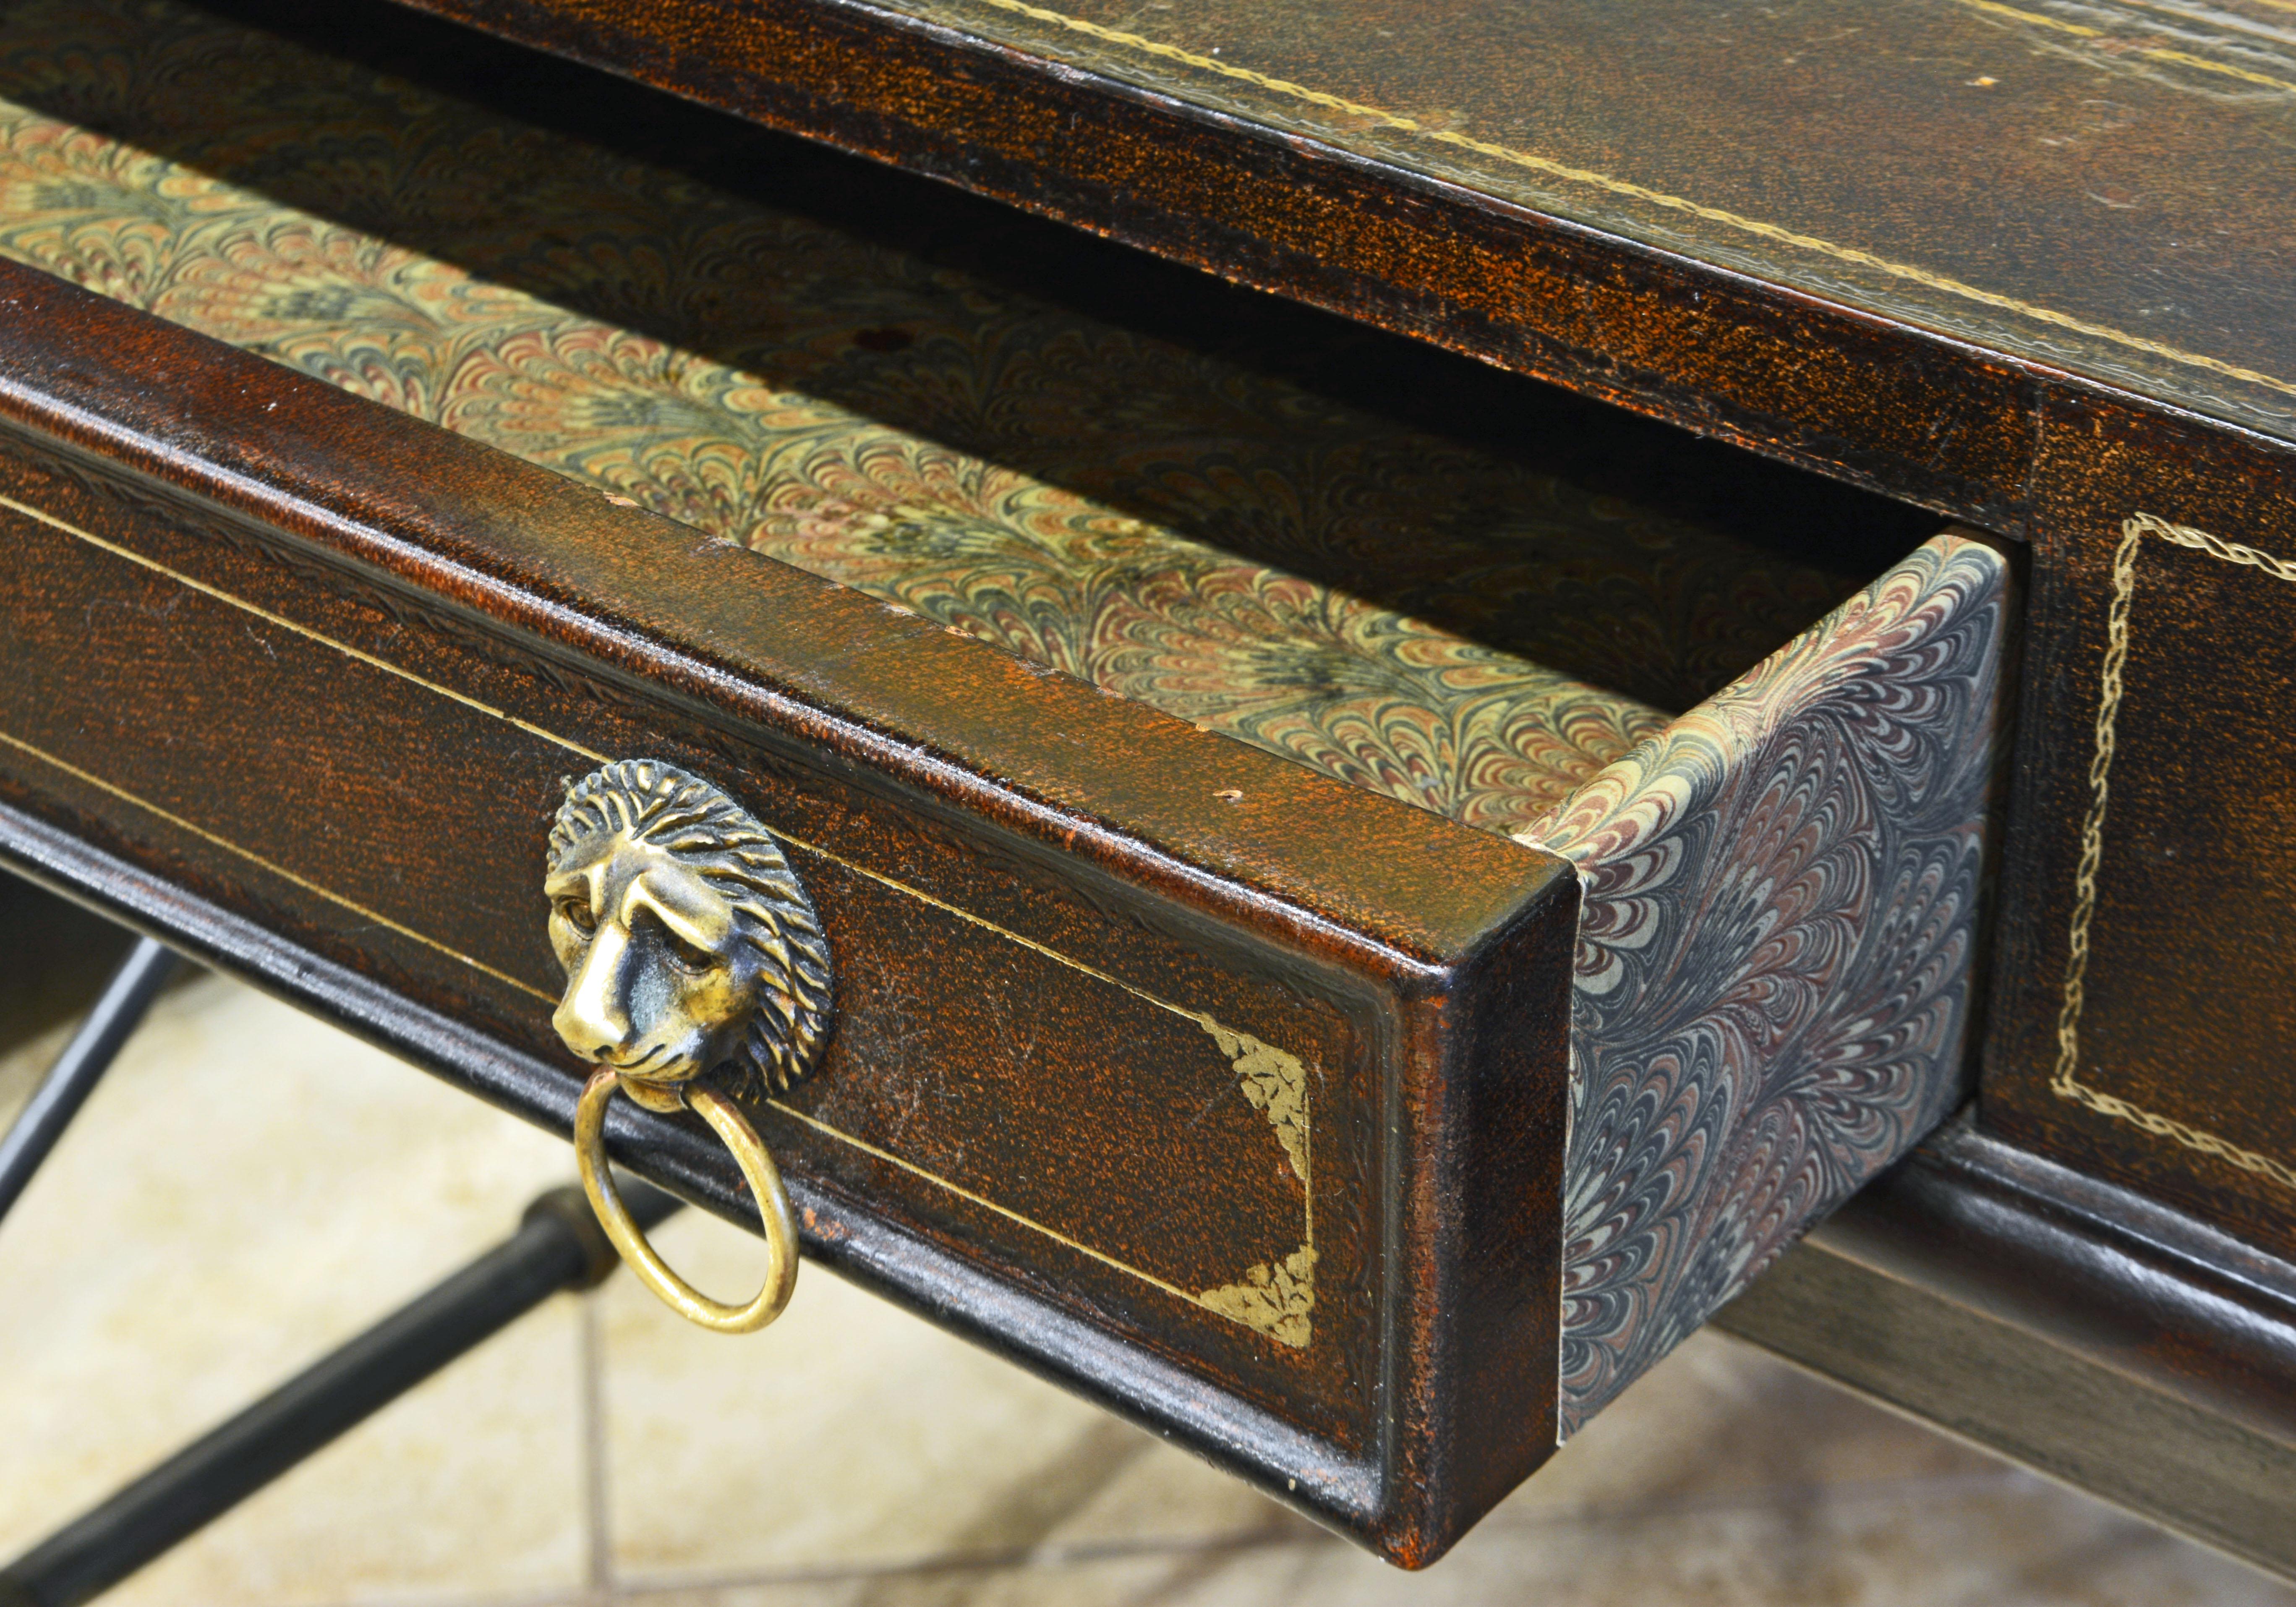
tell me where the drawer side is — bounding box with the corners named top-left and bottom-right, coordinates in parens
top-left (1521, 531), bottom-right (2014, 1432)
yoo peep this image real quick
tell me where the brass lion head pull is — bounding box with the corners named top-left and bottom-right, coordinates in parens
top-left (546, 758), bottom-right (833, 1333)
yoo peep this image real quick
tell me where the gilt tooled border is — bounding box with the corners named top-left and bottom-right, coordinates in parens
top-left (2053, 512), bottom-right (2296, 1193)
top-left (947, 0), bottom-right (2296, 407)
top-left (0, 487), bottom-right (1320, 1342)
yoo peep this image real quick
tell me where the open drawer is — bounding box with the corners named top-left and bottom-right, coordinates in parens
top-left (0, 0), bottom-right (2013, 1566)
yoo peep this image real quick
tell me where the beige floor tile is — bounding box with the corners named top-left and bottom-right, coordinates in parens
top-left (599, 1208), bottom-right (1172, 1584)
top-left (0, 974), bottom-right (591, 1607)
top-left (594, 1206), bottom-right (2283, 1605)
top-left (7, 967), bottom-right (2283, 1607)
top-left (595, 1202), bottom-right (2010, 1587)
top-left (1030, 1326), bottom-right (2004, 1557)
top-left (621, 1473), bottom-right (2295, 1607)
top-left (0, 1010), bottom-right (75, 1126)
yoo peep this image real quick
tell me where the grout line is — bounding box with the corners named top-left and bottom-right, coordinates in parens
top-left (609, 1539), bottom-right (1283, 1596)
top-left (1469, 1466), bottom-right (2034, 1536)
top-left (579, 1292), bottom-right (618, 1604)
top-left (296, 1301), bottom-right (626, 1607)
top-left (301, 1585), bottom-right (601, 1607)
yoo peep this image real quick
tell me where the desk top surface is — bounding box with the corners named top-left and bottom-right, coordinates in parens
top-left (879, 0), bottom-right (2296, 446)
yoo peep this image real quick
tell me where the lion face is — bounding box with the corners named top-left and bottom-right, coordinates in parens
top-left (545, 760), bottom-right (833, 1097)
top-left (546, 836), bottom-right (754, 1084)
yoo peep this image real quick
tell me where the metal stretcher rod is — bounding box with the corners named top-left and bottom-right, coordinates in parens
top-left (0, 1179), bottom-right (682, 1607)
top-left (0, 937), bottom-right (182, 1228)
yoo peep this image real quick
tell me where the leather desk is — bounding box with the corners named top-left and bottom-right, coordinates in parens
top-left (0, 0), bottom-right (2289, 1574)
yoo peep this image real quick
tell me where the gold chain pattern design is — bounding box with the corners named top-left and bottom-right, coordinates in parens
top-left (964, 0), bottom-right (2296, 405)
top-left (2052, 512), bottom-right (2296, 1192)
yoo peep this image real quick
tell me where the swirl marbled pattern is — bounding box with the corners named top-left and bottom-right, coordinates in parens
top-left (1520, 534), bottom-right (2011, 1434)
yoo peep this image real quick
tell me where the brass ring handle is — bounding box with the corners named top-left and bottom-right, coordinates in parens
top-left (574, 1067), bottom-right (800, 1334)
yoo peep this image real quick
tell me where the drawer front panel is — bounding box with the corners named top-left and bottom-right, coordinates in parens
top-left (1987, 502), bottom-right (2296, 1262)
top-left (0, 439), bottom-right (1384, 1433)
top-left (0, 248), bottom-right (1588, 1563)
top-left (0, 283), bottom-right (2013, 1561)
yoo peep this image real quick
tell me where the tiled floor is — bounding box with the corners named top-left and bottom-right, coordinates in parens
top-left (0, 969), bottom-right (2289, 1607)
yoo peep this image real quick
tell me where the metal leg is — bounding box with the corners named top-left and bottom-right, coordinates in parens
top-left (0, 937), bottom-right (182, 1228)
top-left (0, 1178), bottom-right (682, 1607)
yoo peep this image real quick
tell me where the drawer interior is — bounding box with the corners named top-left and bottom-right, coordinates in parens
top-left (0, 0), bottom-right (1941, 843)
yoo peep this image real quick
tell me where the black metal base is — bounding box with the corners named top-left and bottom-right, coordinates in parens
top-left (0, 937), bottom-right (181, 1226)
top-left (0, 1177), bottom-right (678, 1607)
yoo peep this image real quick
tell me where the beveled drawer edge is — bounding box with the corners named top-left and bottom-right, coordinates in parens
top-left (0, 263), bottom-right (1594, 1564)
top-left (0, 258), bottom-right (1567, 979)
top-left (0, 483), bottom-right (1323, 1343)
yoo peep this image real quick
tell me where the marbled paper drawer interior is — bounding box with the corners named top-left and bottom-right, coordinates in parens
top-left (0, 0), bottom-right (2011, 1444)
